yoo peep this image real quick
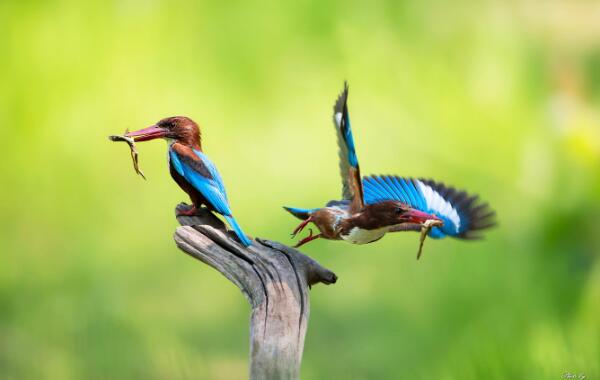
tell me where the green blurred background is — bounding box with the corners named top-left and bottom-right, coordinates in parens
top-left (1, 0), bottom-right (599, 379)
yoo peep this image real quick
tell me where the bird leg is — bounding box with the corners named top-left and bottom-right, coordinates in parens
top-left (176, 204), bottom-right (199, 216)
top-left (291, 217), bottom-right (313, 238)
top-left (416, 219), bottom-right (444, 260)
top-left (294, 228), bottom-right (322, 248)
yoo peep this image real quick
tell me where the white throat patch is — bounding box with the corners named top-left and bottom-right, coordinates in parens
top-left (341, 226), bottom-right (388, 244)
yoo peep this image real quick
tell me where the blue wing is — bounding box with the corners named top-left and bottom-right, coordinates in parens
top-left (333, 82), bottom-right (364, 210)
top-left (334, 82), bottom-right (358, 169)
top-left (170, 147), bottom-right (252, 246)
top-left (362, 175), bottom-right (496, 239)
top-left (170, 148), bottom-right (231, 215)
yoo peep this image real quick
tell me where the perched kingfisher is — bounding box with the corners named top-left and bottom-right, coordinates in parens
top-left (284, 83), bottom-right (496, 251)
top-left (125, 116), bottom-right (252, 247)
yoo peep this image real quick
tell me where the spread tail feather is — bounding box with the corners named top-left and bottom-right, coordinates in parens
top-left (224, 215), bottom-right (252, 247)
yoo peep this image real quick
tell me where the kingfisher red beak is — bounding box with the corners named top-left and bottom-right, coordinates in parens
top-left (403, 209), bottom-right (443, 226)
top-left (125, 125), bottom-right (167, 142)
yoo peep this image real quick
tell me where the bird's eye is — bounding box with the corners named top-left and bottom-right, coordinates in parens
top-left (395, 207), bottom-right (403, 214)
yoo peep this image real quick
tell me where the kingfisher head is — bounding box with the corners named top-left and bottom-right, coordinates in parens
top-left (362, 200), bottom-right (443, 229)
top-left (125, 116), bottom-right (201, 149)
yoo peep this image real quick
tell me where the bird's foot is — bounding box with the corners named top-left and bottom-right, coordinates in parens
top-left (294, 228), bottom-right (322, 248)
top-left (291, 217), bottom-right (312, 238)
top-left (176, 204), bottom-right (199, 217)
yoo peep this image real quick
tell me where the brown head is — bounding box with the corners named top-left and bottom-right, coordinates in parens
top-left (125, 116), bottom-right (202, 149)
top-left (352, 200), bottom-right (443, 230)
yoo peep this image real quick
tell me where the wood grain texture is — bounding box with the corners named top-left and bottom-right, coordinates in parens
top-left (173, 203), bottom-right (337, 380)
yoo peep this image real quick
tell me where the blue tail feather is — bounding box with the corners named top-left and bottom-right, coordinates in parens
top-left (224, 215), bottom-right (252, 247)
top-left (283, 206), bottom-right (314, 220)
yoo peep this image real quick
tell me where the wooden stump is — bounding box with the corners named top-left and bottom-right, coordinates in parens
top-left (173, 204), bottom-right (337, 380)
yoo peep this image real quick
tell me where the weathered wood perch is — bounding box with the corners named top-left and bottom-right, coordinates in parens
top-left (173, 204), bottom-right (337, 380)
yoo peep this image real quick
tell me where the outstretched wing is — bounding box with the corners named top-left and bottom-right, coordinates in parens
top-left (333, 82), bottom-right (364, 212)
top-left (362, 175), bottom-right (496, 239)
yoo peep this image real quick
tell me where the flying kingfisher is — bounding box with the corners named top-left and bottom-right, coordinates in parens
top-left (125, 116), bottom-right (252, 247)
top-left (284, 83), bottom-right (495, 252)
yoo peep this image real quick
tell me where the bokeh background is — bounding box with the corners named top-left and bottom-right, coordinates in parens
top-left (1, 0), bottom-right (599, 379)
